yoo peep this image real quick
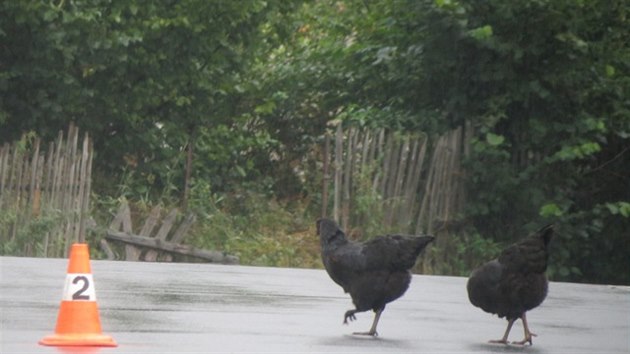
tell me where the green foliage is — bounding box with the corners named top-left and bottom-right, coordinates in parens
top-left (452, 232), bottom-right (502, 276)
top-left (2, 0), bottom-right (628, 284)
top-left (413, 0), bottom-right (630, 283)
top-left (547, 203), bottom-right (630, 284)
top-left (263, 0), bottom-right (629, 283)
top-left (0, 208), bottom-right (65, 257)
top-left (0, 0), bottom-right (303, 198)
top-left (185, 180), bottom-right (320, 268)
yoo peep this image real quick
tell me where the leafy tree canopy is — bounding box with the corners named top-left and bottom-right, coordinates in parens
top-left (1, 0), bottom-right (628, 284)
top-left (1, 0), bottom-right (301, 195)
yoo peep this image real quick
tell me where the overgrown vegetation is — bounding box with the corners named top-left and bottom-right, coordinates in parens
top-left (185, 181), bottom-right (320, 268)
top-left (1, 0), bottom-right (628, 284)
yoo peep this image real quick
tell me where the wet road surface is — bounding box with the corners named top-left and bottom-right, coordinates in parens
top-left (1, 256), bottom-right (628, 353)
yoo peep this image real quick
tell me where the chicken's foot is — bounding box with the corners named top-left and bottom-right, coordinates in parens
top-left (352, 308), bottom-right (382, 337)
top-left (511, 313), bottom-right (537, 346)
top-left (489, 318), bottom-right (515, 345)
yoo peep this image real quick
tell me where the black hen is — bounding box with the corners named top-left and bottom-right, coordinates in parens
top-left (467, 224), bottom-right (554, 345)
top-left (316, 218), bottom-right (434, 336)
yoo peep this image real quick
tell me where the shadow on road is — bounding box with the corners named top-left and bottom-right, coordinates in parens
top-left (318, 334), bottom-right (414, 350)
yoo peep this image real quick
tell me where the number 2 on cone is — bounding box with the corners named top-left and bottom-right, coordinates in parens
top-left (72, 276), bottom-right (90, 300)
top-left (63, 274), bottom-right (96, 301)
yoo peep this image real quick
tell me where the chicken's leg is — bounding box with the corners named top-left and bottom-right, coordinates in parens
top-left (489, 318), bottom-right (516, 345)
top-left (512, 313), bottom-right (537, 345)
top-left (353, 308), bottom-right (382, 337)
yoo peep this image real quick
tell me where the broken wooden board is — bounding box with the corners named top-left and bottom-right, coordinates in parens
top-left (106, 230), bottom-right (238, 264)
top-left (103, 200), bottom-right (238, 264)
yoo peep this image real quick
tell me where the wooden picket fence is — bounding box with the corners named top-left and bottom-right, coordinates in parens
top-left (323, 124), bottom-right (469, 232)
top-left (0, 124), bottom-right (93, 258)
top-left (321, 124), bottom-right (471, 272)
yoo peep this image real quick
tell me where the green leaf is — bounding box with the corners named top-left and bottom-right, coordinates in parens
top-left (469, 25), bottom-right (493, 40)
top-left (555, 142), bottom-right (601, 160)
top-left (607, 202), bottom-right (630, 218)
top-left (605, 64), bottom-right (615, 77)
top-left (43, 9), bottom-right (58, 22)
top-left (580, 142), bottom-right (601, 155)
top-left (606, 203), bottom-right (619, 215)
top-left (540, 203), bottom-right (563, 217)
top-left (254, 100), bottom-right (276, 114)
top-left (485, 133), bottom-right (504, 146)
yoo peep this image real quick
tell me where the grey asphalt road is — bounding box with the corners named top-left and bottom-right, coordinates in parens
top-left (1, 256), bottom-right (628, 353)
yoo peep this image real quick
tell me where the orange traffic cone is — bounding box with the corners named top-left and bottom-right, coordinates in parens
top-left (39, 243), bottom-right (117, 347)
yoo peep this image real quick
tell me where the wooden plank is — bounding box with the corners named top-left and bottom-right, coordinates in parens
top-left (42, 141), bottom-right (54, 255)
top-left (393, 137), bottom-right (410, 199)
top-left (403, 136), bottom-right (427, 228)
top-left (77, 133), bottom-right (89, 243)
top-left (124, 244), bottom-right (142, 262)
top-left (341, 126), bottom-right (354, 231)
top-left (99, 239), bottom-right (116, 260)
top-left (399, 137), bottom-right (419, 226)
top-left (106, 230), bottom-right (239, 264)
top-left (379, 131), bottom-right (394, 197)
top-left (371, 129), bottom-right (385, 193)
top-left (333, 125), bottom-right (343, 222)
top-left (120, 206), bottom-right (133, 234)
top-left (31, 154), bottom-right (43, 219)
top-left (5, 145), bottom-right (16, 206)
top-left (144, 208), bottom-right (178, 262)
top-left (430, 136), bottom-right (448, 231)
top-left (321, 133), bottom-right (330, 218)
top-left (182, 137), bottom-right (193, 211)
top-left (387, 136), bottom-right (409, 226)
top-left (0, 145), bottom-right (6, 237)
top-left (51, 130), bottom-right (63, 212)
top-left (52, 131), bottom-right (65, 257)
top-left (17, 152), bottom-right (29, 228)
top-left (385, 134), bottom-right (401, 200)
top-left (43, 142), bottom-right (54, 210)
top-left (28, 138), bottom-right (40, 216)
top-left (139, 205), bottom-right (162, 236)
top-left (109, 201), bottom-right (129, 230)
top-left (0, 144), bottom-right (8, 200)
top-left (416, 136), bottom-right (438, 234)
top-left (359, 129), bottom-right (371, 176)
top-left (154, 208), bottom-right (178, 240)
top-left (11, 148), bottom-right (24, 243)
top-left (169, 213), bottom-right (196, 244)
top-left (110, 201), bottom-right (140, 261)
top-left (442, 128), bottom-right (461, 222)
top-left (67, 125), bottom-right (79, 251)
top-left (81, 137), bottom-right (93, 244)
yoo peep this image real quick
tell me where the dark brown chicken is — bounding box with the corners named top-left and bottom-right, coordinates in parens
top-left (316, 218), bottom-right (434, 336)
top-left (467, 224), bottom-right (553, 345)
